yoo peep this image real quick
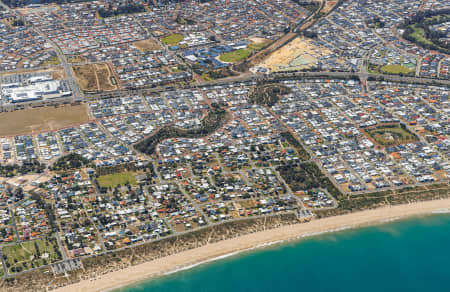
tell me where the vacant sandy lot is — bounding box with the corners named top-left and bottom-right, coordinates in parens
top-left (51, 69), bottom-right (66, 80)
top-left (323, 0), bottom-right (338, 13)
top-left (133, 39), bottom-right (162, 52)
top-left (258, 37), bottom-right (335, 72)
top-left (72, 63), bottom-right (117, 92)
top-left (0, 104), bottom-right (89, 136)
top-left (249, 37), bottom-right (270, 44)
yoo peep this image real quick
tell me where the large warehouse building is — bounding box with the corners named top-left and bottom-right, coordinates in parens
top-left (1, 72), bottom-right (72, 103)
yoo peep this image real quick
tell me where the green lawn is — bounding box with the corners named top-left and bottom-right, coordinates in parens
top-left (3, 238), bottom-right (61, 274)
top-left (97, 172), bottom-right (137, 188)
top-left (402, 12), bottom-right (450, 55)
top-left (248, 43), bottom-right (265, 51)
top-left (201, 73), bottom-right (213, 81)
top-left (219, 49), bottom-right (252, 63)
top-left (410, 26), bottom-right (434, 46)
top-left (366, 124), bottom-right (418, 146)
top-left (381, 64), bottom-right (415, 74)
top-left (161, 34), bottom-right (184, 45)
top-left (218, 39), bottom-right (270, 63)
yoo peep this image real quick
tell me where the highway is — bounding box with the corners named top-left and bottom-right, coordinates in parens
top-left (2, 69), bottom-right (446, 111)
top-left (84, 70), bottom-right (450, 101)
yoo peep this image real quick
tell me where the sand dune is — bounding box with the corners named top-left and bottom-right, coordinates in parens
top-left (55, 198), bottom-right (450, 292)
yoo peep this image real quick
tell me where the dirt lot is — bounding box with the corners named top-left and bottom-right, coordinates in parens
top-left (133, 39), bottom-right (162, 52)
top-left (96, 64), bottom-right (116, 91)
top-left (51, 69), bottom-right (66, 80)
top-left (67, 55), bottom-right (85, 64)
top-left (244, 32), bottom-right (297, 70)
top-left (322, 0), bottom-right (338, 13)
top-left (257, 37), bottom-right (336, 72)
top-left (72, 63), bottom-right (117, 92)
top-left (0, 104), bottom-right (89, 136)
top-left (249, 37), bottom-right (269, 45)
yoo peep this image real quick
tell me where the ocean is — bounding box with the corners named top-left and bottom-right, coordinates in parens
top-left (119, 214), bottom-right (450, 292)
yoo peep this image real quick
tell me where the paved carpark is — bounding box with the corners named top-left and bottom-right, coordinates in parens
top-left (51, 258), bottom-right (82, 275)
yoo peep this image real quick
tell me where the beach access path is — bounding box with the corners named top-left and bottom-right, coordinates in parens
top-left (55, 198), bottom-right (450, 292)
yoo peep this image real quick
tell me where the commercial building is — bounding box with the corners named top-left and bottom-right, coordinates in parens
top-left (1, 73), bottom-right (71, 103)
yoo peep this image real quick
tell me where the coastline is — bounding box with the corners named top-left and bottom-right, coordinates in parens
top-left (55, 198), bottom-right (450, 292)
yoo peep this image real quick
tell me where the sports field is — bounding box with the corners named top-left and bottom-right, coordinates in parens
top-left (219, 49), bottom-right (252, 63)
top-left (380, 64), bottom-right (415, 74)
top-left (97, 172), bottom-right (137, 188)
top-left (0, 104), bottom-right (89, 136)
top-left (161, 34), bottom-right (184, 45)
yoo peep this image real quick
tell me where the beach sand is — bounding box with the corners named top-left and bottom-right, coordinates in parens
top-left (55, 198), bottom-right (450, 292)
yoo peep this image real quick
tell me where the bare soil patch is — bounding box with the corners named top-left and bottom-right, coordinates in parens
top-left (322, 1), bottom-right (338, 13)
top-left (0, 104), bottom-right (89, 136)
top-left (72, 63), bottom-right (117, 92)
top-left (248, 37), bottom-right (269, 44)
top-left (51, 69), bottom-right (66, 80)
top-left (258, 37), bottom-right (335, 72)
top-left (133, 39), bottom-right (162, 52)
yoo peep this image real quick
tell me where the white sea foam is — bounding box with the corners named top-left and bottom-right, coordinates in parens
top-left (299, 226), bottom-right (352, 238)
top-left (163, 240), bottom-right (285, 277)
top-left (105, 207), bottom-right (450, 292)
top-left (432, 209), bottom-right (450, 214)
top-left (380, 217), bottom-right (401, 223)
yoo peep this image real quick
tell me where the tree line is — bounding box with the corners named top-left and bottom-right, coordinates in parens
top-left (249, 84), bottom-right (291, 107)
top-left (0, 160), bottom-right (45, 177)
top-left (277, 161), bottom-right (341, 199)
top-left (51, 153), bottom-right (91, 171)
top-left (98, 2), bottom-right (146, 18)
top-left (135, 105), bottom-right (229, 155)
top-left (402, 9), bottom-right (450, 54)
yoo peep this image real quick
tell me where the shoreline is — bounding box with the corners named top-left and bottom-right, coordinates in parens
top-left (55, 198), bottom-right (450, 292)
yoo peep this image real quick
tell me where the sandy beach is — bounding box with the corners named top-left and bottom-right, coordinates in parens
top-left (55, 198), bottom-right (450, 292)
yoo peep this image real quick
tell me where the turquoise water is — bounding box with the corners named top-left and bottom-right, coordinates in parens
top-left (120, 214), bottom-right (450, 292)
